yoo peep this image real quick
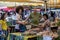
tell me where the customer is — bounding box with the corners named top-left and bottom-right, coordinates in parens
top-left (49, 11), bottom-right (55, 22)
top-left (24, 8), bottom-right (31, 19)
top-left (11, 11), bottom-right (16, 25)
top-left (0, 12), bottom-right (8, 40)
top-left (43, 14), bottom-right (50, 31)
top-left (6, 12), bottom-right (13, 23)
top-left (15, 6), bottom-right (27, 32)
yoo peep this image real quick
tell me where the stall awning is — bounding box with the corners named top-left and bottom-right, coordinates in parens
top-left (0, 0), bottom-right (60, 8)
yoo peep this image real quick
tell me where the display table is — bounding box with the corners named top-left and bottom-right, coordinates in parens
top-left (23, 35), bottom-right (38, 40)
top-left (8, 33), bottom-right (42, 40)
top-left (8, 33), bottom-right (21, 40)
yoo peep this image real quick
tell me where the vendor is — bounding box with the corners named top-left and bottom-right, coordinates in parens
top-left (0, 12), bottom-right (8, 40)
top-left (42, 14), bottom-right (50, 31)
top-left (15, 6), bottom-right (27, 32)
top-left (29, 9), bottom-right (41, 28)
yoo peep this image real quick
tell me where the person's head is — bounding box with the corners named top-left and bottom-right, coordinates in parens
top-left (16, 6), bottom-right (24, 14)
top-left (43, 14), bottom-right (48, 20)
top-left (7, 12), bottom-right (11, 16)
top-left (33, 9), bottom-right (37, 14)
top-left (1, 12), bottom-right (7, 20)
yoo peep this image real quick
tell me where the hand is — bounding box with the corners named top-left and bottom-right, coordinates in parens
top-left (32, 28), bottom-right (40, 31)
top-left (21, 21), bottom-right (25, 25)
top-left (22, 22), bottom-right (25, 25)
top-left (25, 21), bottom-right (28, 24)
top-left (22, 21), bottom-right (28, 25)
top-left (37, 32), bottom-right (43, 36)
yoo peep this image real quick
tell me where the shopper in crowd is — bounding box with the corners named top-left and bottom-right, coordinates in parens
top-left (42, 14), bottom-right (50, 31)
top-left (15, 6), bottom-right (27, 32)
top-left (11, 11), bottom-right (16, 25)
top-left (6, 12), bottom-right (12, 22)
top-left (24, 8), bottom-right (31, 19)
top-left (49, 11), bottom-right (55, 22)
top-left (6, 11), bottom-right (16, 33)
top-left (6, 12), bottom-right (13, 29)
top-left (0, 12), bottom-right (8, 40)
top-left (29, 9), bottom-right (41, 28)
